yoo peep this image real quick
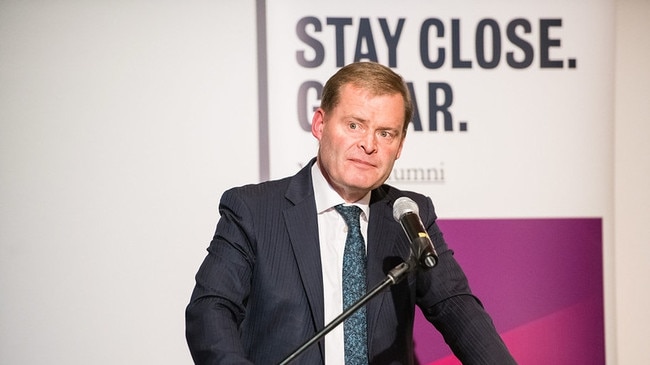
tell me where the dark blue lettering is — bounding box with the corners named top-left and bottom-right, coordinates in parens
top-left (297, 81), bottom-right (322, 131)
top-left (419, 18), bottom-right (445, 69)
top-left (540, 18), bottom-right (563, 68)
top-left (326, 17), bottom-right (353, 67)
top-left (452, 19), bottom-right (472, 68)
top-left (506, 18), bottom-right (533, 69)
top-left (379, 18), bottom-right (405, 67)
top-left (406, 82), bottom-right (423, 131)
top-left (429, 83), bottom-right (454, 131)
top-left (296, 17), bottom-right (324, 68)
top-left (354, 18), bottom-right (378, 62)
top-left (476, 18), bottom-right (501, 69)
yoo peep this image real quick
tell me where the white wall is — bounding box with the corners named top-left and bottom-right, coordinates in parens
top-left (614, 0), bottom-right (650, 364)
top-left (0, 0), bottom-right (648, 363)
top-left (0, 1), bottom-right (258, 363)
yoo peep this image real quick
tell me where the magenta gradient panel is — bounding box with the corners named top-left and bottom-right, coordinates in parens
top-left (413, 218), bottom-right (604, 365)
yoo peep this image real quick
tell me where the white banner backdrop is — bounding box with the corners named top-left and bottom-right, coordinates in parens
top-left (260, 0), bottom-right (613, 219)
top-left (258, 1), bottom-right (613, 363)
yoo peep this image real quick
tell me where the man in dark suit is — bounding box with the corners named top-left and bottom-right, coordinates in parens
top-left (186, 62), bottom-right (516, 364)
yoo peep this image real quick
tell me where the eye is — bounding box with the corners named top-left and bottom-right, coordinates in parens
top-left (349, 122), bottom-right (358, 130)
top-left (379, 130), bottom-right (394, 139)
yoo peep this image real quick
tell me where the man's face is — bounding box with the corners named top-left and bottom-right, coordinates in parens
top-left (311, 84), bottom-right (406, 202)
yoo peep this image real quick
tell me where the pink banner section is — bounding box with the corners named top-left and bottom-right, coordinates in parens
top-left (413, 218), bottom-right (604, 365)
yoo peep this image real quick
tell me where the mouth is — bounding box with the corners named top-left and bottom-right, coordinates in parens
top-left (348, 158), bottom-right (376, 169)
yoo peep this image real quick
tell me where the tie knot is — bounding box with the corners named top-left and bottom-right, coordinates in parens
top-left (335, 204), bottom-right (362, 227)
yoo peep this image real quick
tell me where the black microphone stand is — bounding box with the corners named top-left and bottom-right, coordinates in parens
top-left (278, 260), bottom-right (415, 365)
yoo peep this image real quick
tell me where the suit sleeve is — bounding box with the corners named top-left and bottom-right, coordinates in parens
top-left (185, 189), bottom-right (255, 365)
top-left (415, 196), bottom-right (517, 364)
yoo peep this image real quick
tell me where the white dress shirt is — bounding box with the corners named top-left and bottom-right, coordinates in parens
top-left (311, 162), bottom-right (370, 365)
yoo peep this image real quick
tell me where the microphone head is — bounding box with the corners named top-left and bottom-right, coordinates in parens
top-left (392, 196), bottom-right (420, 221)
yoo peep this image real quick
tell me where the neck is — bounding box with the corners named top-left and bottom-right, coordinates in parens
top-left (316, 159), bottom-right (368, 203)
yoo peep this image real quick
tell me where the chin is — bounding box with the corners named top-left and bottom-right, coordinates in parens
top-left (346, 179), bottom-right (378, 192)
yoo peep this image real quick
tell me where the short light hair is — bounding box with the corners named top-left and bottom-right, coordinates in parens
top-left (320, 62), bottom-right (413, 132)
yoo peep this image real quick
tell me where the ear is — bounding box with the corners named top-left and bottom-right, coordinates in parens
top-left (311, 108), bottom-right (325, 140)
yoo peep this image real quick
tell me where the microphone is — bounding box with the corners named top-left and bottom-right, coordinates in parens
top-left (392, 197), bottom-right (439, 268)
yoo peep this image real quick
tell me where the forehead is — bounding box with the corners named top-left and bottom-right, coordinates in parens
top-left (337, 84), bottom-right (403, 107)
top-left (335, 84), bottom-right (406, 126)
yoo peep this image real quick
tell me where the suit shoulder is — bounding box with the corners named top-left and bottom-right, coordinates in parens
top-left (222, 176), bottom-right (292, 203)
top-left (377, 183), bottom-right (429, 203)
top-left (376, 183), bottom-right (439, 219)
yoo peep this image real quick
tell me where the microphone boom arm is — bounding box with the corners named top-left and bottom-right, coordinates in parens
top-left (277, 261), bottom-right (413, 365)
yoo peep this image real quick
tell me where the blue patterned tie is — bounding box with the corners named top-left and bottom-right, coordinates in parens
top-left (335, 204), bottom-right (368, 365)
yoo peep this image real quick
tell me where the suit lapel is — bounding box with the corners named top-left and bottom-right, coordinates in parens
top-left (283, 161), bottom-right (325, 359)
top-left (365, 188), bottom-right (405, 352)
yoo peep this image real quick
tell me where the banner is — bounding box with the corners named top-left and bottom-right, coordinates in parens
top-left (257, 1), bottom-right (612, 363)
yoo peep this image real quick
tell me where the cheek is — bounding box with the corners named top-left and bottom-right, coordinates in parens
top-left (326, 130), bottom-right (354, 151)
top-left (391, 140), bottom-right (405, 159)
top-left (394, 148), bottom-right (402, 160)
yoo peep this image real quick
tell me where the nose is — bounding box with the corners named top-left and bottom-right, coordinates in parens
top-left (359, 132), bottom-right (377, 154)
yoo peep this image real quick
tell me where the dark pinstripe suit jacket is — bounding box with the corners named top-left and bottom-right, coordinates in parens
top-left (186, 159), bottom-right (515, 364)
